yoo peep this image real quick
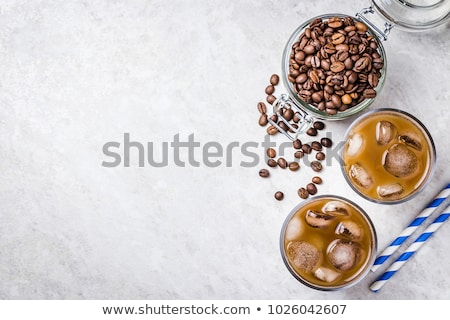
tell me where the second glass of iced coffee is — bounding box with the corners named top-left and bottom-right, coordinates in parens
top-left (341, 108), bottom-right (436, 204)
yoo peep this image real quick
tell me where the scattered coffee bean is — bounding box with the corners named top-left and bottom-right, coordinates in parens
top-left (301, 144), bottom-right (312, 154)
top-left (306, 183), bottom-right (318, 195)
top-left (289, 162), bottom-right (300, 171)
top-left (312, 176), bottom-right (322, 184)
top-left (316, 151), bottom-right (325, 161)
top-left (267, 125), bottom-right (278, 135)
top-left (267, 148), bottom-right (276, 158)
top-left (270, 74), bottom-right (280, 86)
top-left (274, 191), bottom-right (284, 201)
top-left (294, 150), bottom-right (304, 159)
top-left (320, 137), bottom-right (333, 148)
top-left (311, 161), bottom-right (323, 172)
top-left (266, 94), bottom-right (276, 104)
top-left (311, 141), bottom-right (322, 151)
top-left (269, 114), bottom-right (278, 122)
top-left (258, 114), bottom-right (268, 126)
top-left (293, 139), bottom-right (302, 149)
top-left (298, 187), bottom-right (309, 199)
top-left (313, 121), bottom-right (325, 130)
top-left (265, 85), bottom-right (275, 95)
top-left (257, 102), bottom-right (267, 114)
top-left (306, 127), bottom-right (318, 136)
top-left (259, 169), bottom-right (270, 178)
top-left (267, 158), bottom-right (277, 167)
top-left (278, 157), bottom-right (287, 169)
top-left (278, 121), bottom-right (289, 131)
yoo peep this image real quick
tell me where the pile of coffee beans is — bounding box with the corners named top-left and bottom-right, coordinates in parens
top-left (257, 74), bottom-right (333, 201)
top-left (287, 16), bottom-right (383, 115)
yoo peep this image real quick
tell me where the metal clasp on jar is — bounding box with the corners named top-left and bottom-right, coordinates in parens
top-left (356, 6), bottom-right (393, 41)
top-left (268, 93), bottom-right (315, 141)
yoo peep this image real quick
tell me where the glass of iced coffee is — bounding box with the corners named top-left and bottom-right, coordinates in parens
top-left (280, 195), bottom-right (377, 290)
top-left (341, 108), bottom-right (436, 203)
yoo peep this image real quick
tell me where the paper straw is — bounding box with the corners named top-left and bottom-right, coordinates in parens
top-left (370, 204), bottom-right (450, 292)
top-left (371, 183), bottom-right (450, 272)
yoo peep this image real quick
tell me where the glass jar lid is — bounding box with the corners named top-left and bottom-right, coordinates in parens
top-left (371, 0), bottom-right (450, 31)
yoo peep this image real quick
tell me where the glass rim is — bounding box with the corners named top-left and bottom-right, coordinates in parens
top-left (340, 108), bottom-right (437, 204)
top-left (371, 0), bottom-right (450, 31)
top-left (279, 195), bottom-right (378, 291)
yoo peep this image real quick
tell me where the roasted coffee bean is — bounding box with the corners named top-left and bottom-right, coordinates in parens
top-left (373, 58), bottom-right (383, 69)
top-left (289, 123), bottom-right (298, 133)
top-left (298, 187), bottom-right (309, 199)
top-left (363, 88), bottom-right (377, 98)
top-left (267, 158), bottom-right (277, 167)
top-left (301, 144), bottom-right (312, 154)
top-left (274, 191), bottom-right (284, 201)
top-left (294, 150), bottom-right (304, 159)
top-left (313, 121), bottom-right (325, 130)
top-left (317, 101), bottom-right (326, 111)
top-left (341, 93), bottom-right (352, 105)
top-left (259, 169), bottom-right (270, 178)
top-left (296, 73), bottom-right (307, 84)
top-left (292, 113), bottom-right (301, 123)
top-left (331, 94), bottom-right (342, 108)
top-left (306, 183), bottom-right (318, 195)
top-left (312, 176), bottom-right (322, 184)
top-left (309, 69), bottom-right (320, 84)
top-left (336, 43), bottom-right (349, 52)
top-left (331, 33), bottom-right (345, 45)
top-left (277, 157), bottom-right (287, 169)
top-left (293, 139), bottom-right (302, 149)
top-left (267, 125), bottom-right (278, 135)
top-left (316, 151), bottom-right (325, 160)
top-left (321, 59), bottom-right (330, 70)
top-left (283, 108), bottom-right (294, 121)
top-left (289, 162), bottom-right (300, 171)
top-left (295, 51), bottom-right (306, 62)
top-left (328, 17), bottom-right (343, 29)
top-left (310, 56), bottom-right (321, 68)
top-left (266, 94), bottom-right (276, 104)
top-left (258, 114), bottom-right (268, 126)
top-left (303, 45), bottom-right (315, 55)
top-left (265, 85), bottom-right (275, 95)
top-left (311, 141), bottom-right (322, 151)
top-left (320, 137), bottom-right (333, 148)
top-left (368, 73), bottom-right (379, 88)
top-left (310, 17), bottom-right (323, 28)
top-left (312, 92), bottom-right (322, 103)
top-left (306, 127), bottom-right (318, 136)
top-left (257, 102), bottom-right (267, 114)
top-left (270, 74), bottom-right (280, 86)
top-left (344, 57), bottom-right (353, 69)
top-left (266, 148), bottom-right (276, 158)
top-left (311, 161), bottom-right (323, 172)
top-left (344, 16), bottom-right (355, 26)
top-left (326, 108), bottom-right (338, 115)
top-left (355, 21), bottom-right (368, 32)
top-left (354, 56), bottom-right (370, 72)
top-left (269, 114), bottom-right (278, 122)
top-left (330, 61), bottom-right (345, 73)
top-left (278, 121), bottom-right (289, 131)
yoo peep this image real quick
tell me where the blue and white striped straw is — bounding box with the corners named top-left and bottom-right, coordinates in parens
top-left (371, 183), bottom-right (450, 272)
top-left (370, 204), bottom-right (450, 292)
